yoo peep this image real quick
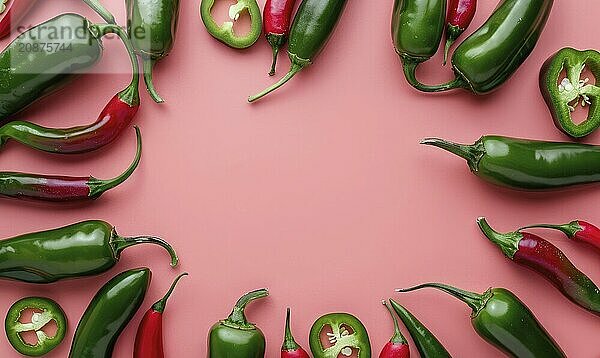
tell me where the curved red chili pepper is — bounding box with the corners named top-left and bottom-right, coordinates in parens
top-left (380, 300), bottom-right (410, 358)
top-left (0, 0), bottom-right (37, 39)
top-left (281, 308), bottom-right (310, 358)
top-left (520, 220), bottom-right (600, 251)
top-left (479, 217), bottom-right (600, 316)
top-left (134, 273), bottom-right (188, 358)
top-left (443, 0), bottom-right (476, 65)
top-left (263, 0), bottom-right (297, 76)
top-left (0, 126), bottom-right (142, 202)
top-left (0, 83), bottom-right (139, 154)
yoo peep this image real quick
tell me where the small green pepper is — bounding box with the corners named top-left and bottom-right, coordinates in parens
top-left (208, 289), bottom-right (269, 358)
top-left (200, 0), bottom-right (262, 49)
top-left (309, 312), bottom-right (371, 358)
top-left (69, 268), bottom-right (152, 358)
top-left (540, 48), bottom-right (600, 138)
top-left (5, 297), bottom-right (67, 357)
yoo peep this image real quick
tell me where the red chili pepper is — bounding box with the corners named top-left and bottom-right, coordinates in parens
top-left (0, 126), bottom-right (142, 202)
top-left (0, 81), bottom-right (140, 154)
top-left (443, 0), bottom-right (476, 65)
top-left (0, 0), bottom-right (37, 39)
top-left (281, 308), bottom-right (310, 358)
top-left (134, 273), bottom-right (188, 358)
top-left (520, 220), bottom-right (600, 251)
top-left (380, 300), bottom-right (410, 358)
top-left (263, 0), bottom-right (297, 76)
top-left (478, 217), bottom-right (600, 316)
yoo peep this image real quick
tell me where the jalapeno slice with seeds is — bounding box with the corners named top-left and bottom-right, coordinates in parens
top-left (5, 297), bottom-right (67, 357)
top-left (309, 313), bottom-right (371, 358)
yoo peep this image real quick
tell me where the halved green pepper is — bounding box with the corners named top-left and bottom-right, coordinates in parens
top-left (5, 297), bottom-right (67, 357)
top-left (540, 48), bottom-right (600, 138)
top-left (200, 0), bottom-right (262, 49)
top-left (309, 313), bottom-right (371, 358)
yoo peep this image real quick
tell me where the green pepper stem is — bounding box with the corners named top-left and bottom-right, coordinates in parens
top-left (420, 137), bottom-right (483, 172)
top-left (402, 60), bottom-right (466, 92)
top-left (396, 283), bottom-right (485, 314)
top-left (152, 273), bottom-right (188, 313)
top-left (142, 57), bottom-right (165, 103)
top-left (443, 39), bottom-right (453, 66)
top-left (382, 300), bottom-right (407, 344)
top-left (282, 308), bottom-right (301, 351)
top-left (82, 0), bottom-right (117, 24)
top-left (91, 24), bottom-right (140, 106)
top-left (226, 289), bottom-right (269, 327)
top-left (266, 34), bottom-right (286, 76)
top-left (518, 221), bottom-right (582, 238)
top-left (477, 217), bottom-right (521, 259)
top-left (111, 233), bottom-right (179, 267)
top-left (87, 126), bottom-right (142, 198)
top-left (248, 62), bottom-right (306, 103)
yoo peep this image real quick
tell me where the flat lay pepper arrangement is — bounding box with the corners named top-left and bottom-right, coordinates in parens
top-left (0, 0), bottom-right (598, 357)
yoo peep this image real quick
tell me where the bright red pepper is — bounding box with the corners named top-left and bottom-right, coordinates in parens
top-left (134, 273), bottom-right (188, 358)
top-left (520, 220), bottom-right (600, 251)
top-left (0, 82), bottom-right (139, 154)
top-left (0, 0), bottom-right (37, 39)
top-left (281, 308), bottom-right (310, 358)
top-left (478, 217), bottom-right (600, 316)
top-left (380, 300), bottom-right (410, 358)
top-left (443, 0), bottom-right (477, 65)
top-left (263, 0), bottom-right (297, 76)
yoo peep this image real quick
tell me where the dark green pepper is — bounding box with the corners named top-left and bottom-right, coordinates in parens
top-left (391, 0), bottom-right (447, 64)
top-left (69, 268), bottom-right (151, 358)
top-left (0, 13), bottom-right (138, 123)
top-left (398, 0), bottom-right (554, 94)
top-left (208, 289), bottom-right (269, 358)
top-left (127, 0), bottom-right (181, 103)
top-left (540, 48), bottom-right (600, 138)
top-left (309, 312), bottom-right (371, 358)
top-left (5, 297), bottom-right (67, 357)
top-left (0, 220), bottom-right (177, 283)
top-left (422, 136), bottom-right (600, 190)
top-left (397, 283), bottom-right (565, 357)
top-left (248, 0), bottom-right (349, 102)
top-left (388, 299), bottom-right (452, 358)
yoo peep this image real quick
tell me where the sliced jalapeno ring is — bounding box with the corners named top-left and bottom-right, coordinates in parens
top-left (200, 0), bottom-right (262, 49)
top-left (5, 297), bottom-right (67, 357)
top-left (309, 313), bottom-right (371, 358)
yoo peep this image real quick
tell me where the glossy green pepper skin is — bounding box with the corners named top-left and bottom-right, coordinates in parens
top-left (392, 0), bottom-right (447, 62)
top-left (69, 268), bottom-right (152, 358)
top-left (421, 136), bottom-right (600, 190)
top-left (0, 220), bottom-right (177, 283)
top-left (208, 289), bottom-right (269, 358)
top-left (400, 0), bottom-right (554, 94)
top-left (127, 0), bottom-right (181, 103)
top-left (309, 313), bottom-right (371, 358)
top-left (5, 297), bottom-right (67, 357)
top-left (540, 48), bottom-right (600, 138)
top-left (388, 299), bottom-right (451, 358)
top-left (248, 0), bottom-right (349, 102)
top-left (398, 283), bottom-right (565, 357)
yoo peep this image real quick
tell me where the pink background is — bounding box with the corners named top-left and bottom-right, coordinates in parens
top-left (0, 0), bottom-right (599, 356)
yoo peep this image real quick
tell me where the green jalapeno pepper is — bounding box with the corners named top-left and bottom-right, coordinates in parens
top-left (392, 0), bottom-right (447, 65)
top-left (0, 13), bottom-right (140, 123)
top-left (69, 268), bottom-right (151, 358)
top-left (127, 0), bottom-right (181, 103)
top-left (5, 297), bottom-right (67, 357)
top-left (0, 220), bottom-right (177, 284)
top-left (388, 299), bottom-right (452, 358)
top-left (397, 283), bottom-right (566, 357)
top-left (422, 135), bottom-right (600, 190)
top-left (540, 48), bottom-right (600, 138)
top-left (248, 0), bottom-right (349, 102)
top-left (208, 289), bottom-right (269, 358)
top-left (309, 312), bottom-right (371, 358)
top-left (399, 0), bottom-right (554, 94)
top-left (200, 0), bottom-right (262, 49)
